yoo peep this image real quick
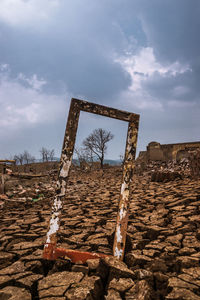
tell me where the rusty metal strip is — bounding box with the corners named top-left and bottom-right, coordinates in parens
top-left (43, 98), bottom-right (139, 261)
top-left (43, 246), bottom-right (108, 263)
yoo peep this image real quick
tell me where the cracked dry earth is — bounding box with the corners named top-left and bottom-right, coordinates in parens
top-left (0, 167), bottom-right (200, 299)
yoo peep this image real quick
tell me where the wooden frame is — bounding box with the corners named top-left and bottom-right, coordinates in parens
top-left (43, 98), bottom-right (140, 262)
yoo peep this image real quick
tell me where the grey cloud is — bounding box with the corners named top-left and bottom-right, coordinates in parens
top-left (0, 0), bottom-right (199, 158)
top-left (0, 1), bottom-right (134, 99)
top-left (137, 0), bottom-right (200, 64)
top-left (141, 68), bottom-right (200, 104)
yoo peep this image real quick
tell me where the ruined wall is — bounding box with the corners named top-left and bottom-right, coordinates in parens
top-left (139, 141), bottom-right (200, 162)
top-left (147, 142), bottom-right (165, 161)
top-left (162, 141), bottom-right (200, 161)
top-left (189, 148), bottom-right (200, 177)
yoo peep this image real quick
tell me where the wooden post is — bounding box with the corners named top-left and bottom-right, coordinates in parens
top-left (1, 163), bottom-right (6, 194)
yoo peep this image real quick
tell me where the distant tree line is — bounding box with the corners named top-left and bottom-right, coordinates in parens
top-left (13, 128), bottom-right (115, 168)
top-left (13, 147), bottom-right (55, 165)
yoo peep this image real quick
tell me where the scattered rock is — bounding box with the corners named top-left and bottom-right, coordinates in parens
top-left (125, 280), bottom-right (153, 300)
top-left (65, 275), bottom-right (103, 299)
top-left (38, 271), bottom-right (84, 298)
top-left (0, 286), bottom-right (31, 300)
top-left (105, 289), bottom-right (122, 300)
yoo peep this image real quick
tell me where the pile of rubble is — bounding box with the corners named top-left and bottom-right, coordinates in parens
top-left (189, 148), bottom-right (200, 177)
top-left (150, 159), bottom-right (190, 182)
top-left (135, 149), bottom-right (200, 182)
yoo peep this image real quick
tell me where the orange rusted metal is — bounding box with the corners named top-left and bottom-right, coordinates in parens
top-left (43, 243), bottom-right (108, 263)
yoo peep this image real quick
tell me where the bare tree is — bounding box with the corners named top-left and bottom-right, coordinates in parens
top-left (74, 147), bottom-right (86, 166)
top-left (40, 147), bottom-right (46, 162)
top-left (23, 150), bottom-right (35, 164)
top-left (74, 147), bottom-right (93, 170)
top-left (82, 128), bottom-right (114, 168)
top-left (14, 153), bottom-right (24, 165)
top-left (14, 151), bottom-right (35, 165)
top-left (119, 153), bottom-right (124, 165)
top-left (49, 149), bottom-right (55, 161)
top-left (40, 147), bottom-right (55, 162)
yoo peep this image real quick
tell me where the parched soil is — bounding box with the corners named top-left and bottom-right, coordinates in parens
top-left (0, 167), bottom-right (200, 299)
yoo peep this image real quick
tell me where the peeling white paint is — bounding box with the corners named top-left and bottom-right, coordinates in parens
top-left (59, 179), bottom-right (66, 196)
top-left (46, 215), bottom-right (59, 243)
top-left (119, 204), bottom-right (124, 220)
top-left (45, 195), bottom-right (62, 244)
top-left (56, 180), bottom-right (60, 189)
top-left (121, 182), bottom-right (126, 194)
top-left (53, 198), bottom-right (62, 211)
top-left (116, 225), bottom-right (122, 243)
top-left (121, 181), bottom-right (129, 201)
top-left (114, 246), bottom-right (123, 258)
top-left (60, 160), bottom-right (71, 178)
top-left (119, 205), bottom-right (127, 221)
top-left (64, 135), bottom-right (70, 148)
top-left (127, 144), bottom-right (131, 153)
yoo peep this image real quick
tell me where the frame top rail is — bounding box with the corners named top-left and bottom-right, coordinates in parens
top-left (71, 98), bottom-right (139, 123)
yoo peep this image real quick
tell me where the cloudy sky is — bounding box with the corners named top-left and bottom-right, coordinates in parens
top-left (0, 0), bottom-right (199, 160)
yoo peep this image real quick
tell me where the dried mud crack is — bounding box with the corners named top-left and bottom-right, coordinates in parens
top-left (0, 167), bottom-right (200, 299)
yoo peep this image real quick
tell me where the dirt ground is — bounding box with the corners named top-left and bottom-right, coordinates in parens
top-left (0, 166), bottom-right (200, 299)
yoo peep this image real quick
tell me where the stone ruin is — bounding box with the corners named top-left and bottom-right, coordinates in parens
top-left (140, 141), bottom-right (200, 162)
top-left (135, 141), bottom-right (200, 182)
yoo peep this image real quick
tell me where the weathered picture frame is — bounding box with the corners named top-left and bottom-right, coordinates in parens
top-left (43, 98), bottom-right (140, 261)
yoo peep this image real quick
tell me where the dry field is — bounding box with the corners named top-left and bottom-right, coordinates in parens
top-left (0, 166), bottom-right (200, 299)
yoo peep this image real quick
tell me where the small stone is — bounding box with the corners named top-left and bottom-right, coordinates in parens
top-left (148, 258), bottom-right (168, 273)
top-left (166, 234), bottom-right (183, 247)
top-left (168, 276), bottom-right (199, 291)
top-left (176, 256), bottom-right (199, 269)
top-left (125, 252), bottom-right (152, 267)
top-left (86, 258), bottom-right (100, 270)
top-left (179, 273), bottom-right (200, 287)
top-left (0, 286), bottom-right (31, 300)
top-left (182, 267), bottom-right (200, 279)
top-left (48, 258), bottom-right (71, 274)
top-left (0, 261), bottom-right (26, 275)
top-left (17, 273), bottom-right (43, 288)
top-left (71, 264), bottom-right (89, 274)
top-left (125, 280), bottom-right (153, 300)
top-left (132, 269), bottom-right (153, 282)
top-left (179, 247), bottom-right (197, 255)
top-left (153, 272), bottom-right (169, 295)
top-left (166, 288), bottom-right (200, 300)
top-left (108, 277), bottom-right (134, 292)
top-left (25, 260), bottom-right (43, 273)
top-left (65, 275), bottom-right (103, 300)
top-left (0, 252), bottom-right (15, 269)
top-left (0, 275), bottom-right (12, 287)
top-left (103, 256), bottom-right (135, 280)
top-left (105, 289), bottom-right (122, 300)
top-left (38, 271), bottom-right (83, 298)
